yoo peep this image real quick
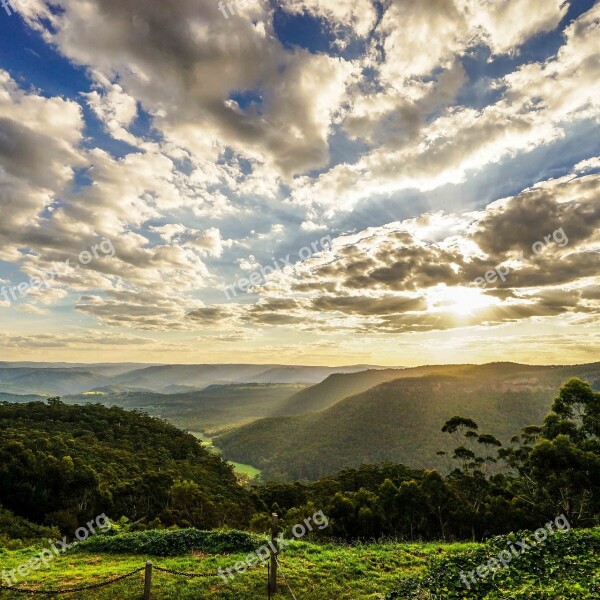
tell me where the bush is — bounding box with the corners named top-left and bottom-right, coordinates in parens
top-left (387, 528), bottom-right (600, 599)
top-left (77, 528), bottom-right (264, 556)
top-left (0, 504), bottom-right (60, 545)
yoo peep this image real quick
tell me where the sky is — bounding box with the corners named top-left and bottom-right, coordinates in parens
top-left (0, 0), bottom-right (598, 366)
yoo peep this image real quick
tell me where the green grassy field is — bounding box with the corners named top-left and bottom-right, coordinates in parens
top-left (0, 539), bottom-right (471, 599)
top-left (228, 461), bottom-right (262, 479)
top-left (190, 431), bottom-right (262, 480)
top-left (1, 530), bottom-right (599, 599)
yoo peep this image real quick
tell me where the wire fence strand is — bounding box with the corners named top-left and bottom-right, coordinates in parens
top-left (275, 555), bottom-right (299, 600)
top-left (152, 566), bottom-right (218, 578)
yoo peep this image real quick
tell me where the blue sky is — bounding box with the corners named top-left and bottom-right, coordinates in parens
top-left (0, 0), bottom-right (599, 365)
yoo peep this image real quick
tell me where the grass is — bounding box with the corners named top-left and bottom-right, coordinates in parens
top-left (190, 431), bottom-right (262, 480)
top-left (0, 539), bottom-right (471, 599)
top-left (228, 461), bottom-right (261, 479)
top-left (2, 529), bottom-right (599, 599)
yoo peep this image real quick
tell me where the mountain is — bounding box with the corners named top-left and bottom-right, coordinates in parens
top-left (0, 367), bottom-right (110, 396)
top-left (0, 364), bottom-right (160, 395)
top-left (0, 392), bottom-right (46, 403)
top-left (0, 362), bottom-right (393, 397)
top-left (216, 362), bottom-right (600, 481)
top-left (65, 383), bottom-right (306, 434)
top-left (274, 362), bottom-right (568, 416)
top-left (112, 363), bottom-right (392, 391)
top-left (275, 368), bottom-right (407, 415)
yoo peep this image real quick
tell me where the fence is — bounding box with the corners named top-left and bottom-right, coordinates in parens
top-left (0, 514), bottom-right (288, 599)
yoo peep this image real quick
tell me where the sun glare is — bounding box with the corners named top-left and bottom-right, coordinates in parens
top-left (426, 285), bottom-right (499, 316)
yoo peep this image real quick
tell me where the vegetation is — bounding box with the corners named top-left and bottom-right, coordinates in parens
top-left (275, 368), bottom-right (406, 415)
top-left (387, 527), bottom-right (600, 599)
top-left (2, 371), bottom-right (600, 598)
top-left (217, 362), bottom-right (600, 481)
top-left (1, 530), bottom-right (598, 598)
top-left (66, 383), bottom-right (305, 435)
top-left (0, 505), bottom-right (59, 549)
top-left (77, 529), bottom-right (262, 556)
top-left (251, 378), bottom-right (600, 543)
top-left (0, 537), bottom-right (474, 599)
top-left (0, 399), bottom-right (253, 532)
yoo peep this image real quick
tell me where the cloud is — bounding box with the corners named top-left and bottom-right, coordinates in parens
top-left (82, 83), bottom-right (138, 144)
top-left (26, 0), bottom-right (355, 178)
top-left (291, 2), bottom-right (600, 212)
top-left (1, 0), bottom-right (599, 365)
top-left (468, 0), bottom-right (568, 55)
top-left (76, 290), bottom-right (205, 330)
top-left (219, 171), bottom-right (600, 334)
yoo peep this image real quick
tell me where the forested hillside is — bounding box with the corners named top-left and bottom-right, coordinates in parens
top-left (252, 378), bottom-right (600, 543)
top-left (275, 368), bottom-right (406, 415)
top-left (217, 363), bottom-right (600, 481)
top-left (0, 400), bottom-right (253, 532)
top-left (66, 383), bottom-right (306, 434)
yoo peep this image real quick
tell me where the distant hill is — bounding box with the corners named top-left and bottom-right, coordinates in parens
top-left (0, 392), bottom-right (46, 403)
top-left (276, 368), bottom-right (407, 415)
top-left (112, 363), bottom-right (391, 391)
top-left (0, 367), bottom-right (109, 396)
top-left (274, 362), bottom-right (569, 415)
top-left (216, 362), bottom-right (600, 481)
top-left (65, 383), bottom-right (307, 434)
top-left (0, 362), bottom-right (393, 396)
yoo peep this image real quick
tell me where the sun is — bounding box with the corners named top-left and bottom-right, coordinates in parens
top-left (426, 285), bottom-right (499, 317)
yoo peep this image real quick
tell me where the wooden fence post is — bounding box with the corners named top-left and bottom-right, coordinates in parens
top-left (269, 512), bottom-right (279, 594)
top-left (144, 561), bottom-right (153, 600)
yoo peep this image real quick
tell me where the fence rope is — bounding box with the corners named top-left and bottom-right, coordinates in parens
top-left (0, 567), bottom-right (145, 595)
top-left (0, 558), bottom-right (269, 595)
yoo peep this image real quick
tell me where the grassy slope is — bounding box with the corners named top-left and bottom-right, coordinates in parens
top-left (2, 529), bottom-right (599, 599)
top-left (0, 539), bottom-right (473, 599)
top-left (217, 362), bottom-right (600, 481)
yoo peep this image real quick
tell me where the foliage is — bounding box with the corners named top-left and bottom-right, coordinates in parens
top-left (0, 400), bottom-right (253, 533)
top-left (0, 505), bottom-right (60, 549)
top-left (217, 362), bottom-right (600, 481)
top-left (76, 528), bottom-right (263, 556)
top-left (0, 537), bottom-right (472, 599)
top-left (387, 527), bottom-right (600, 599)
top-left (66, 383), bottom-right (305, 435)
top-left (253, 378), bottom-right (600, 543)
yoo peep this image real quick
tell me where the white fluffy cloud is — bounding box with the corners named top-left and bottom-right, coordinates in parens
top-left (25, 0), bottom-right (355, 178)
top-left (292, 2), bottom-right (600, 211)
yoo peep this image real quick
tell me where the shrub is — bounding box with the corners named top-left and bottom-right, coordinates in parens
top-left (0, 505), bottom-right (60, 545)
top-left (387, 528), bottom-right (600, 599)
top-left (76, 528), bottom-right (264, 556)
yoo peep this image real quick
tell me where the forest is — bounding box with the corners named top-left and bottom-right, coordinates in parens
top-left (1, 377), bottom-right (598, 546)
